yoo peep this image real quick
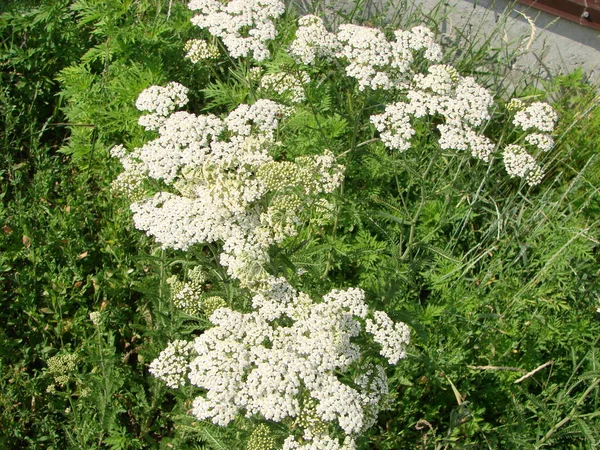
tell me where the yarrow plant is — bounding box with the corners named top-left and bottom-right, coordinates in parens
top-left (287, 15), bottom-right (556, 183)
top-left (108, 0), bottom-right (561, 447)
top-left (113, 93), bottom-right (343, 285)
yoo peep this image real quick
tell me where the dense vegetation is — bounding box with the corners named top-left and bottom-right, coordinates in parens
top-left (1, 0), bottom-right (598, 448)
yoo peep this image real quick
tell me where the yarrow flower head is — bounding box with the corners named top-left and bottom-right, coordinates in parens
top-left (135, 82), bottom-right (189, 117)
top-left (149, 340), bottom-right (195, 388)
top-left (370, 69), bottom-right (494, 160)
top-left (260, 71), bottom-right (311, 104)
top-left (334, 24), bottom-right (442, 91)
top-left (47, 353), bottom-right (78, 386)
top-left (150, 278), bottom-right (409, 447)
top-left (184, 38), bottom-right (220, 63)
top-left (513, 101), bottom-right (558, 133)
top-left (336, 24), bottom-right (395, 91)
top-left (167, 266), bottom-right (206, 315)
top-left (370, 102), bottom-right (415, 152)
top-left (503, 144), bottom-right (544, 186)
top-left (89, 311), bottom-right (103, 326)
top-left (188, 0), bottom-right (285, 61)
top-left (289, 15), bottom-right (340, 65)
top-left (525, 132), bottom-right (554, 152)
top-left (365, 311), bottom-right (411, 364)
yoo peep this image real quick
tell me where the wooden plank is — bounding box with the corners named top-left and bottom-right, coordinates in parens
top-left (516, 0), bottom-right (600, 30)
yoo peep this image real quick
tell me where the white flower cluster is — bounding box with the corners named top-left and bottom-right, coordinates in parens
top-left (503, 144), bottom-right (544, 186)
top-left (260, 71), bottom-right (310, 103)
top-left (149, 340), bottom-right (195, 388)
top-left (511, 100), bottom-right (556, 153)
top-left (149, 278), bottom-right (408, 447)
top-left (135, 82), bottom-right (189, 117)
top-left (289, 15), bottom-right (340, 65)
top-left (525, 133), bottom-right (554, 152)
top-left (500, 100), bottom-right (557, 183)
top-left (513, 101), bottom-right (558, 133)
top-left (336, 24), bottom-right (395, 91)
top-left (290, 18), bottom-right (442, 92)
top-left (365, 311), bottom-right (411, 364)
top-left (371, 65), bottom-right (495, 161)
top-left (188, 0), bottom-right (285, 61)
top-left (89, 311), bottom-right (103, 326)
top-left (283, 435), bottom-right (356, 450)
top-left (370, 102), bottom-right (415, 152)
top-left (115, 89), bottom-right (343, 285)
top-left (336, 25), bottom-right (442, 91)
top-left (184, 38), bottom-right (220, 63)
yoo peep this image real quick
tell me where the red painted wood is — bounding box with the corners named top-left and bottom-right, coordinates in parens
top-left (516, 0), bottom-right (600, 30)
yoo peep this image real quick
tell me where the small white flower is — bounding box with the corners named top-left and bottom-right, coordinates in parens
top-left (89, 311), bottom-right (103, 326)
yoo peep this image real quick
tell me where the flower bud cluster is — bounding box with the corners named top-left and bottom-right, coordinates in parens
top-left (47, 353), bottom-right (78, 386)
top-left (188, 0), bottom-right (285, 61)
top-left (167, 266), bottom-right (206, 315)
top-left (203, 296), bottom-right (227, 317)
top-left (111, 168), bottom-right (146, 201)
top-left (247, 424), bottom-right (277, 450)
top-left (184, 38), bottom-right (220, 63)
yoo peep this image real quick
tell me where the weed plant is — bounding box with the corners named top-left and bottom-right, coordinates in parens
top-left (0, 0), bottom-right (598, 449)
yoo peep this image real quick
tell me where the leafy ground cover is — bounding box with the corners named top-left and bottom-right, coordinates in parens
top-left (1, 0), bottom-right (599, 449)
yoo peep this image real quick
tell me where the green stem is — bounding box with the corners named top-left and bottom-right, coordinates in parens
top-left (536, 378), bottom-right (600, 448)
